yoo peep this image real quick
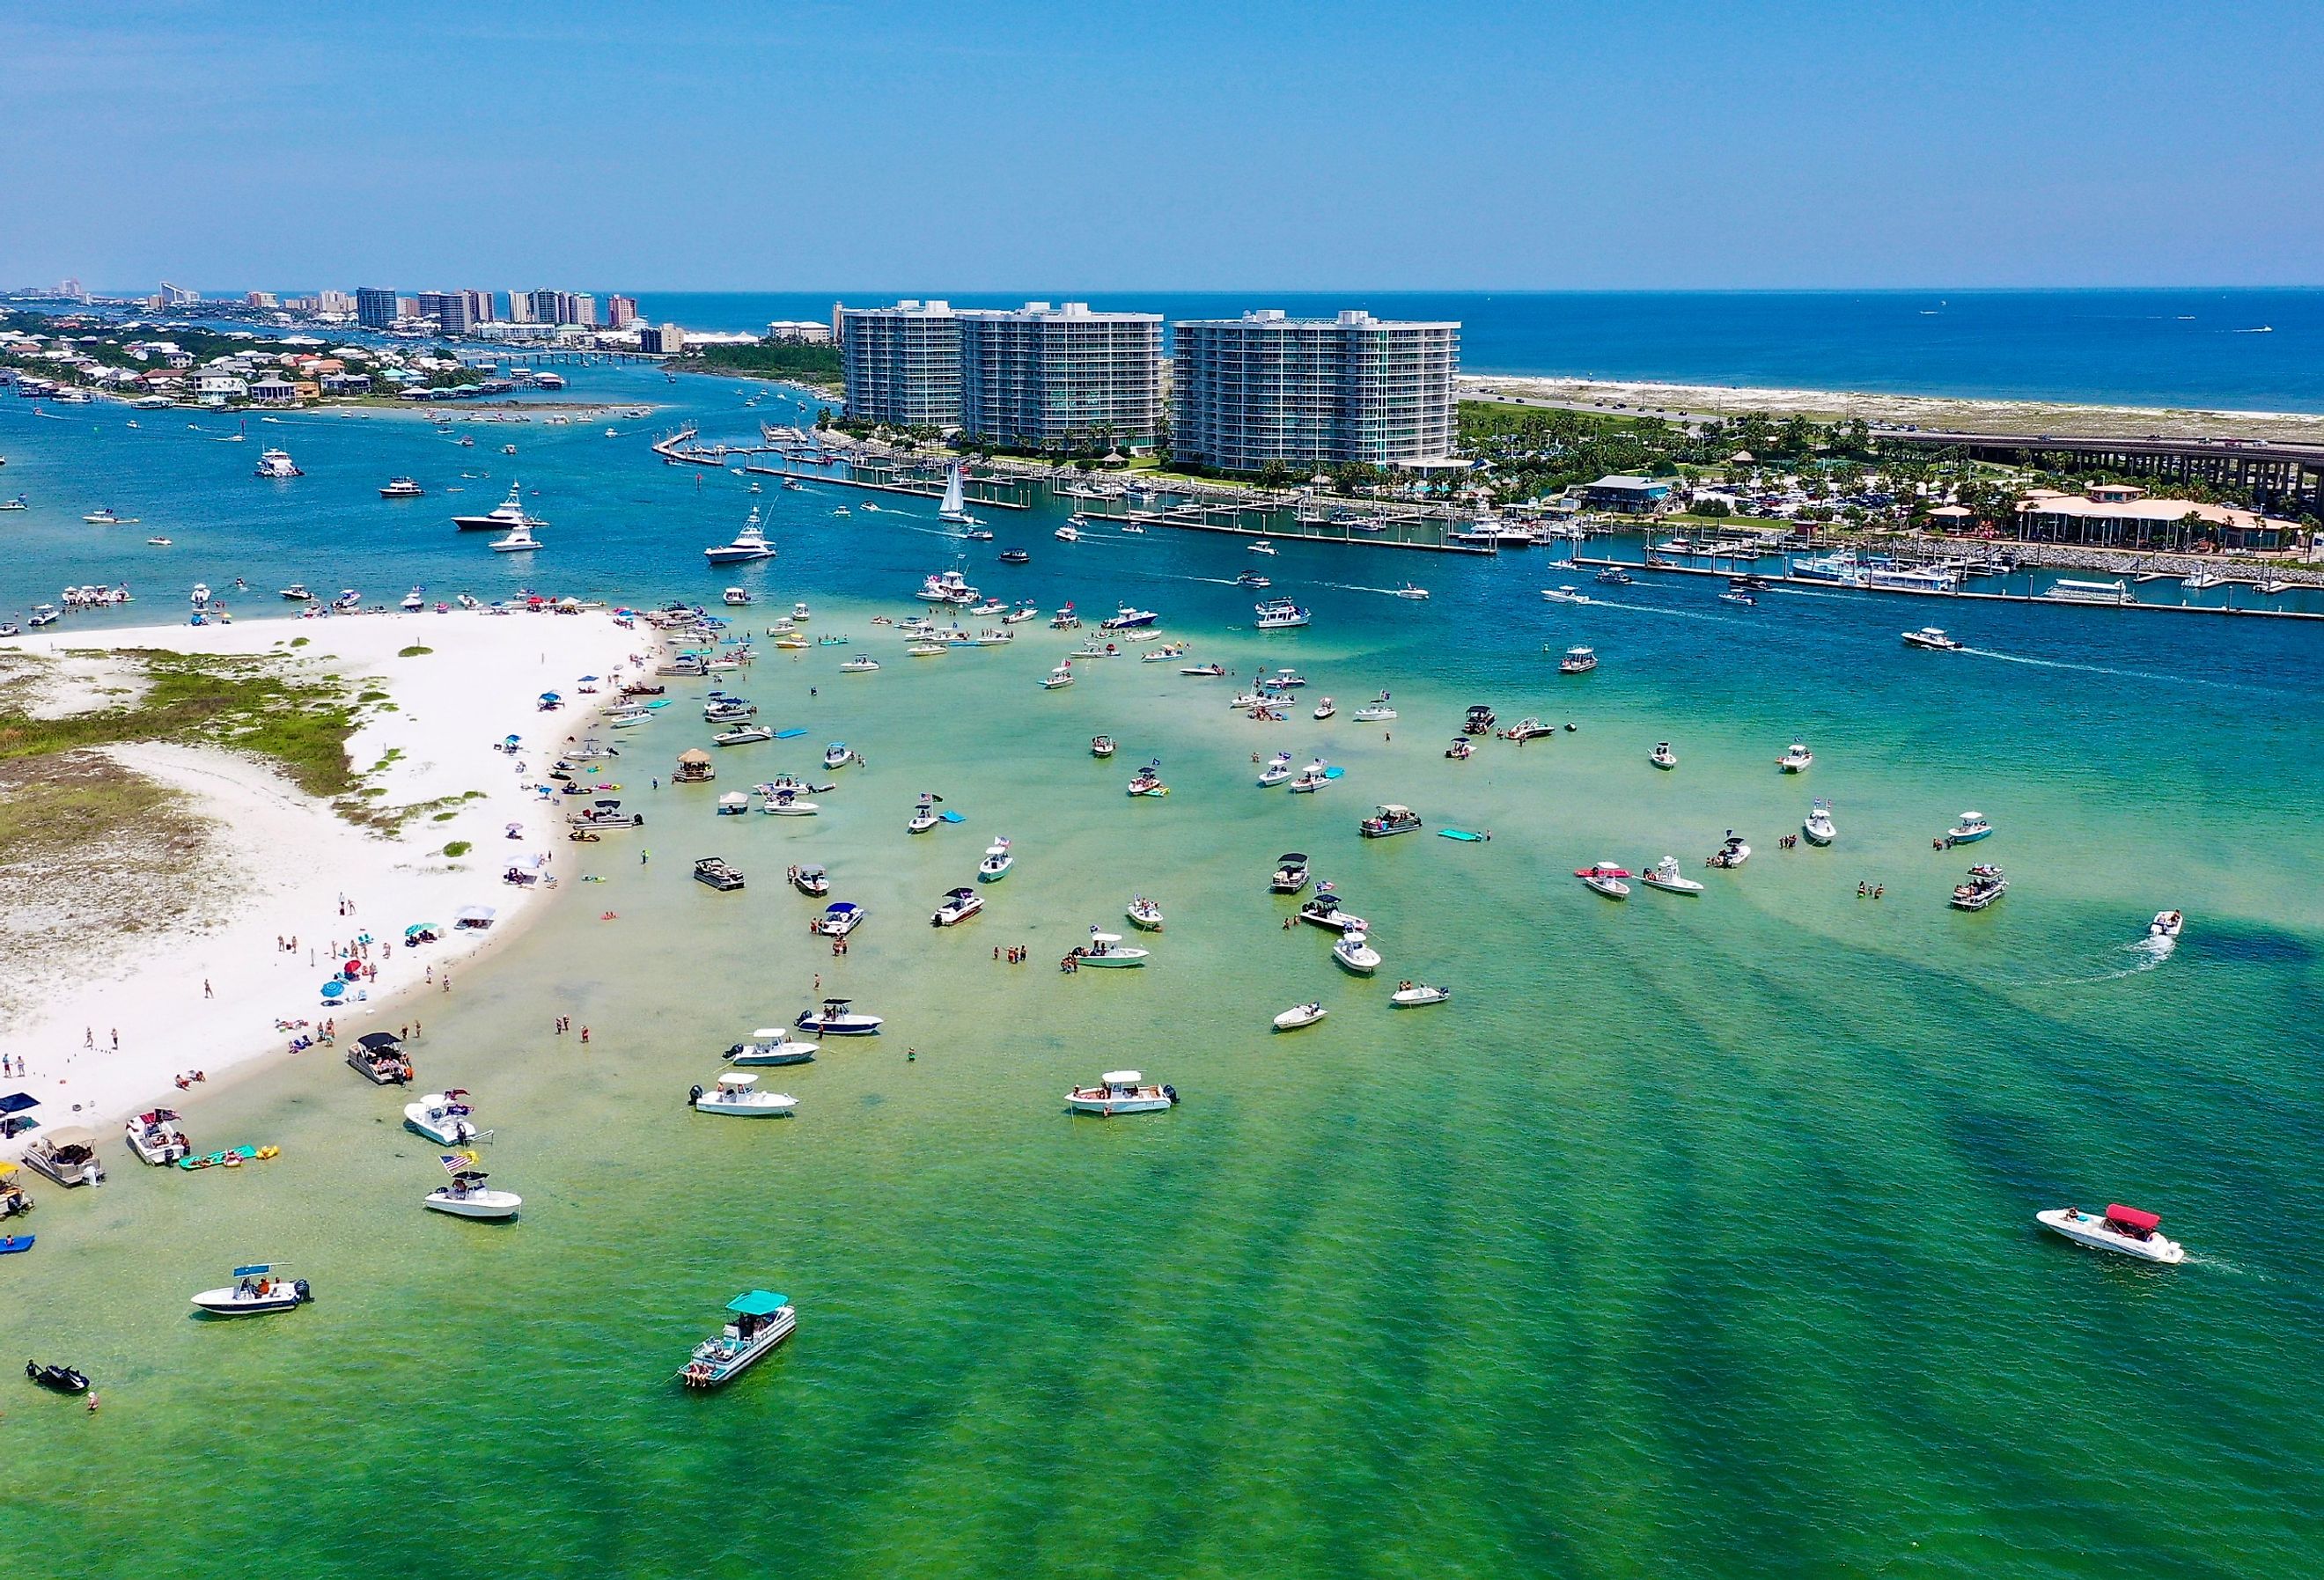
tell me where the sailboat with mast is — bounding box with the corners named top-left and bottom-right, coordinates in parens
top-left (938, 465), bottom-right (982, 527)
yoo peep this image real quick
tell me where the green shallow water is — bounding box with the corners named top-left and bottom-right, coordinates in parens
top-left (5, 378), bottom-right (2324, 1576)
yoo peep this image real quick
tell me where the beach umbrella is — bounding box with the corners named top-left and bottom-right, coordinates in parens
top-left (540, 691), bottom-right (561, 702)
top-left (579, 674), bottom-right (599, 682)
top-left (504, 733), bottom-right (521, 745)
top-left (342, 960), bottom-right (362, 980)
top-left (404, 923), bottom-right (439, 939)
top-left (320, 980), bottom-right (346, 999)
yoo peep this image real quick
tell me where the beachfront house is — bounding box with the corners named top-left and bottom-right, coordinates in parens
top-left (1583, 474), bottom-right (1674, 514)
top-left (249, 374), bottom-right (299, 404)
top-left (195, 373), bottom-right (246, 405)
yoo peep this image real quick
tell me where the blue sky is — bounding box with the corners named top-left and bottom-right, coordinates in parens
top-left (4, 0), bottom-right (2320, 293)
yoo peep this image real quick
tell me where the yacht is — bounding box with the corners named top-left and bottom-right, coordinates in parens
top-left (1576, 862), bottom-right (1632, 899)
top-left (2044, 577), bottom-right (2134, 606)
top-left (253, 447), bottom-right (302, 479)
top-left (1558, 645), bottom-right (1599, 674)
top-left (1951, 864), bottom-right (2008, 910)
top-left (1041, 661), bottom-right (1075, 690)
top-left (813, 902), bottom-right (867, 937)
top-left (1102, 604), bottom-right (1159, 631)
top-left (1708, 831), bottom-right (1751, 868)
top-left (1776, 741), bottom-right (1813, 773)
top-left (2036, 1204), bottom-right (2184, 1264)
top-left (1639, 856), bottom-right (1705, 894)
top-left (1901, 626), bottom-right (1965, 651)
top-left (491, 522), bottom-right (541, 553)
top-left (1360, 804), bottom-right (1423, 838)
top-left (2150, 909), bottom-right (2185, 939)
top-left (403, 1090), bottom-right (482, 1147)
top-left (423, 1169), bottom-right (521, 1221)
top-left (680, 1291), bottom-right (798, 1389)
top-left (688, 1071), bottom-right (797, 1117)
top-left (191, 1265), bottom-right (312, 1317)
top-left (1650, 742), bottom-right (1677, 769)
top-left (931, 886), bottom-right (984, 926)
top-left (379, 476), bottom-right (424, 499)
top-left (452, 482), bottom-right (545, 533)
top-left (1332, 929), bottom-right (1383, 974)
top-left (726, 1026), bottom-right (819, 1067)
top-left (1270, 852), bottom-right (1311, 893)
top-left (1257, 752), bottom-right (1294, 787)
top-left (1944, 812), bottom-right (1993, 846)
top-left (1254, 598), bottom-right (1311, 629)
top-left (1125, 896), bottom-right (1165, 930)
top-left (797, 997), bottom-right (882, 1036)
top-left (1065, 1071), bottom-right (1179, 1117)
top-left (916, 568), bottom-right (978, 605)
top-left (705, 507), bottom-right (776, 564)
top-left (125, 1108), bottom-right (192, 1166)
top-left (1076, 930), bottom-right (1149, 966)
top-left (1272, 1003), bottom-right (1327, 1031)
top-left (976, 838), bottom-right (1014, 882)
top-left (1390, 983), bottom-right (1452, 1007)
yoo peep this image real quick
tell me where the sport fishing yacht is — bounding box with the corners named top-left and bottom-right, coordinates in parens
top-left (1776, 741), bottom-right (1813, 772)
top-left (705, 506), bottom-right (776, 564)
top-left (491, 522), bottom-right (541, 553)
top-left (1802, 800), bottom-right (1835, 846)
top-left (452, 482), bottom-right (545, 533)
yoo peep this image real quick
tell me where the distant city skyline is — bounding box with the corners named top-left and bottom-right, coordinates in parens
top-left (4, 2), bottom-right (2321, 292)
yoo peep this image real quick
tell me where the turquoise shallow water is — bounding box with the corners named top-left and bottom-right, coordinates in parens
top-left (4, 374), bottom-right (2324, 1576)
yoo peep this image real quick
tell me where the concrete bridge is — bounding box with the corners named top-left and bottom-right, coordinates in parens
top-left (1875, 427), bottom-right (2324, 512)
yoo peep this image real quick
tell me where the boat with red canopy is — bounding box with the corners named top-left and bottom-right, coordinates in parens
top-left (2036, 1202), bottom-right (2185, 1264)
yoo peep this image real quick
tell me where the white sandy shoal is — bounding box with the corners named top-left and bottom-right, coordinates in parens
top-left (0, 608), bottom-right (662, 1154)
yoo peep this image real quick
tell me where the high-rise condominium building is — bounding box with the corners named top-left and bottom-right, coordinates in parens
top-left (1171, 310), bottom-right (1460, 471)
top-left (958, 302), bottom-right (1163, 452)
top-left (416, 290), bottom-right (472, 334)
top-left (839, 300), bottom-right (965, 429)
top-left (355, 287), bottom-right (399, 329)
top-left (460, 289), bottom-right (496, 326)
top-left (605, 295), bottom-right (638, 328)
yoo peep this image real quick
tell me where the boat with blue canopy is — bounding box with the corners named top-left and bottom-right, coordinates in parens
top-left (678, 1290), bottom-right (796, 1388)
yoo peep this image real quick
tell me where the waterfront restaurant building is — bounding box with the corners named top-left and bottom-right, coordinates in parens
top-left (1170, 309), bottom-right (1459, 472)
top-left (1583, 474), bottom-right (1675, 513)
top-left (840, 299), bottom-right (964, 429)
top-left (2013, 486), bottom-right (2296, 551)
top-left (959, 302), bottom-right (1163, 452)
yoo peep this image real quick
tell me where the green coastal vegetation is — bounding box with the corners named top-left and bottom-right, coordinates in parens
top-left (679, 340), bottom-right (842, 388)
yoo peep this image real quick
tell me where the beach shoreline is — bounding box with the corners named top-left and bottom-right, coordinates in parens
top-left (0, 607), bottom-right (660, 1154)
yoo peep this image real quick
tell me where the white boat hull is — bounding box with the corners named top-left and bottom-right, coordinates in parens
top-left (191, 1286), bottom-right (308, 1316)
top-left (1065, 1095), bottom-right (1173, 1115)
top-left (2036, 1209), bottom-right (2184, 1264)
top-left (1079, 951), bottom-right (1147, 966)
top-left (1641, 875), bottom-right (1705, 894)
top-left (693, 1094), bottom-right (798, 1117)
top-left (423, 1189), bottom-right (522, 1220)
top-left (1389, 988), bottom-right (1449, 1007)
top-left (1273, 1007), bottom-right (1327, 1031)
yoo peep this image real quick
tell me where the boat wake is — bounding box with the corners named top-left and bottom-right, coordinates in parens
top-left (1962, 648), bottom-right (2247, 693)
top-left (2034, 934), bottom-right (2175, 987)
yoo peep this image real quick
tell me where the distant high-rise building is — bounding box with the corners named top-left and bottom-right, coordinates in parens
top-left (58, 277), bottom-right (85, 300)
top-left (245, 290), bottom-right (280, 308)
top-left (396, 297), bottom-right (421, 320)
top-left (639, 323), bottom-right (686, 355)
top-left (958, 301), bottom-right (1163, 452)
top-left (605, 295), bottom-right (638, 328)
top-left (568, 293), bottom-right (598, 328)
top-left (317, 289), bottom-right (355, 315)
top-left (506, 290), bottom-right (533, 324)
top-left (355, 287), bottom-right (399, 329)
top-left (839, 300), bottom-right (963, 429)
top-left (159, 282), bottom-right (201, 306)
top-left (1171, 309), bottom-right (1459, 471)
top-left (416, 290), bottom-right (473, 334)
top-left (460, 289), bottom-right (496, 326)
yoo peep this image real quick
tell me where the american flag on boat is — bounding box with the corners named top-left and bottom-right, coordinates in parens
top-left (438, 1153), bottom-right (474, 1175)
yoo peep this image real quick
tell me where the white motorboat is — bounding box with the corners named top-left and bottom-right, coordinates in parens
top-left (1557, 645), bottom-right (1598, 674)
top-left (791, 602), bottom-right (811, 621)
top-left (798, 997), bottom-right (881, 1036)
top-left (839, 657), bottom-right (880, 672)
top-left (2044, 577), bottom-right (2134, 606)
top-left (1312, 697), bottom-right (1336, 720)
top-left (1066, 1070), bottom-right (1178, 1116)
top-left (1901, 627), bottom-right (1966, 651)
top-left (1802, 800), bottom-right (1835, 846)
top-left (1708, 832), bottom-right (1750, 868)
top-left (1126, 762), bottom-right (1168, 797)
top-left (280, 584), bottom-right (315, 601)
top-left (191, 1265), bottom-right (312, 1317)
top-left (126, 1107), bottom-right (191, 1165)
top-left (1266, 667), bottom-right (1306, 689)
top-left (1247, 540), bottom-right (1277, 555)
top-left (1944, 812), bottom-right (1993, 846)
top-left (822, 742), bottom-right (857, 770)
top-left (1102, 605), bottom-right (1159, 631)
top-left (1125, 896), bottom-right (1165, 930)
top-left (759, 790), bottom-right (818, 816)
top-left (403, 1090), bottom-right (482, 1147)
top-left (1389, 983), bottom-right (1451, 1007)
top-left (812, 901), bottom-right (866, 937)
top-left (907, 801), bottom-right (939, 834)
top-left (1575, 862), bottom-right (1631, 899)
top-left (1041, 662), bottom-right (1075, 689)
top-left (713, 725), bottom-right (773, 746)
top-left (931, 886), bottom-right (984, 926)
top-left (1395, 584), bottom-right (1430, 600)
top-left (705, 506), bottom-right (776, 564)
top-left (1272, 1002), bottom-right (1327, 1031)
top-left (1541, 586), bottom-right (1588, 604)
top-left (253, 447), bottom-right (302, 479)
top-left (1639, 856), bottom-right (1704, 894)
top-left (1775, 741), bottom-right (1813, 773)
top-left (1270, 852), bottom-right (1312, 893)
top-left (1351, 694), bottom-right (1396, 723)
top-left (1287, 760), bottom-right (1332, 793)
top-left (2149, 909), bottom-right (2184, 938)
top-left (688, 1071), bottom-right (797, 1117)
top-left (727, 1026), bottom-right (819, 1067)
top-left (1054, 524), bottom-right (1082, 541)
top-left (491, 522), bottom-right (542, 553)
top-left (678, 1290), bottom-right (797, 1389)
top-left (2036, 1204), bottom-right (2184, 1264)
top-left (1257, 753), bottom-right (1294, 787)
top-left (977, 838), bottom-right (1014, 881)
top-left (1298, 890), bottom-right (1367, 932)
top-left (1650, 742), bottom-right (1677, 769)
top-left (452, 481), bottom-right (544, 533)
top-left (1332, 929), bottom-right (1382, 974)
top-left (1077, 929), bottom-right (1148, 966)
top-left (1253, 598), bottom-right (1310, 629)
top-left (423, 1170), bottom-right (522, 1221)
top-left (1951, 863), bottom-right (2007, 910)
top-left (400, 587), bottom-right (425, 612)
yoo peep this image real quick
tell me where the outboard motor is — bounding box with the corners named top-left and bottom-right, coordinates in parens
top-left (688, 1084), bottom-right (705, 1106)
top-left (1163, 1084), bottom-right (1180, 1105)
top-left (292, 1280), bottom-right (312, 1304)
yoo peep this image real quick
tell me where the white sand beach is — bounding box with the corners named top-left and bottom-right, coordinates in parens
top-left (0, 608), bottom-right (659, 1152)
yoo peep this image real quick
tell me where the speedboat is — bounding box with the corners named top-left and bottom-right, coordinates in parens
top-left (1359, 804), bottom-right (1422, 838)
top-left (908, 800), bottom-right (939, 834)
top-left (1126, 762), bottom-right (1168, 797)
top-left (424, 1171), bottom-right (521, 1221)
top-left (1090, 735), bottom-right (1117, 759)
top-left (797, 997), bottom-right (882, 1036)
top-left (400, 587), bottom-right (425, 612)
top-left (1394, 584), bottom-right (1430, 600)
top-left (1557, 645), bottom-right (1598, 674)
top-left (1272, 1002), bottom-right (1327, 1031)
top-left (1390, 983), bottom-right (1451, 1007)
top-left (1332, 929), bottom-right (1383, 974)
top-left (192, 1266), bottom-right (312, 1316)
top-left (1775, 741), bottom-right (1813, 773)
top-left (713, 725), bottom-right (773, 746)
top-left (688, 1071), bottom-right (797, 1117)
top-left (1270, 853), bottom-right (1311, 893)
top-left (977, 839), bottom-right (1014, 881)
top-left (1235, 570), bottom-right (1273, 589)
top-left (1066, 1071), bottom-right (1178, 1116)
top-left (1576, 862), bottom-right (1631, 899)
top-left (1802, 800), bottom-right (1835, 846)
top-left (1500, 717), bottom-right (1553, 742)
top-left (679, 1290), bottom-right (797, 1389)
top-left (1126, 896), bottom-right (1165, 930)
top-left (1639, 856), bottom-right (1705, 894)
top-left (705, 507), bottom-right (776, 564)
top-left (1312, 697), bottom-right (1336, 720)
top-left (1054, 524), bottom-right (1082, 541)
top-left (727, 1027), bottom-right (819, 1067)
top-left (403, 1091), bottom-right (482, 1146)
top-left (813, 902), bottom-right (867, 937)
top-left (2150, 909), bottom-right (2185, 938)
top-left (126, 1107), bottom-right (192, 1165)
top-left (1267, 667), bottom-right (1307, 688)
top-left (839, 657), bottom-right (880, 672)
top-left (1650, 742), bottom-right (1677, 769)
top-left (1077, 929), bottom-right (1148, 966)
top-left (1102, 605), bottom-right (1159, 631)
top-left (1352, 694), bottom-right (1396, 723)
top-left (1248, 540), bottom-right (1277, 555)
top-left (1945, 812), bottom-right (1993, 846)
top-left (83, 508), bottom-right (130, 525)
top-left (790, 864), bottom-right (830, 897)
top-left (1541, 586), bottom-right (1588, 605)
top-left (1182, 662), bottom-right (1227, 677)
top-left (491, 522), bottom-right (542, 553)
top-left (280, 584), bottom-right (315, 601)
top-left (759, 790), bottom-right (818, 816)
top-left (2036, 1204), bottom-right (2184, 1264)
top-left (1717, 591), bottom-right (1757, 606)
top-left (1708, 832), bottom-right (1750, 868)
top-left (1287, 760), bottom-right (1332, 793)
top-left (931, 886), bottom-right (983, 926)
top-left (1257, 753), bottom-right (1294, 788)
top-left (822, 742), bottom-right (857, 770)
top-left (1951, 864), bottom-right (2007, 910)
top-left (1041, 662), bottom-right (1075, 689)
top-left (1901, 627), bottom-right (1965, 651)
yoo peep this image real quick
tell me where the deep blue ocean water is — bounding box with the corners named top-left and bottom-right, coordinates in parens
top-left (633, 289), bottom-right (2324, 413)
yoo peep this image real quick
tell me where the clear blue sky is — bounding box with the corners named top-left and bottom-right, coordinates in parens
top-left (5, 0), bottom-right (2320, 293)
